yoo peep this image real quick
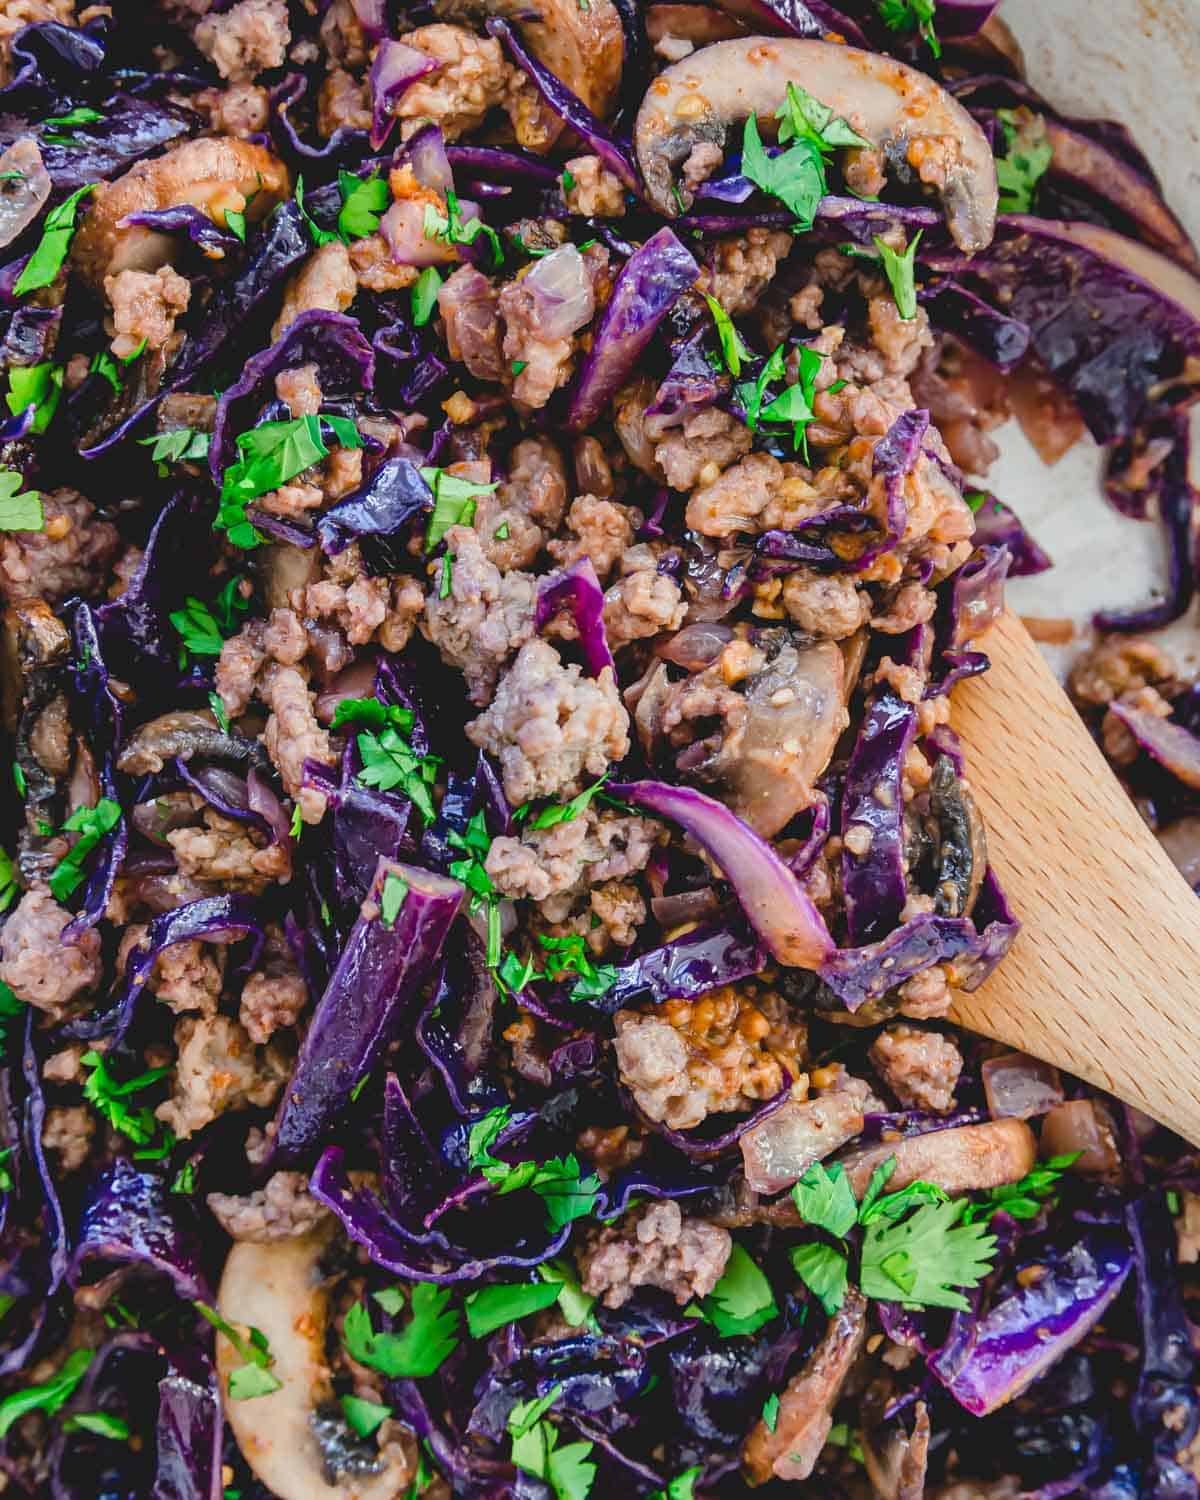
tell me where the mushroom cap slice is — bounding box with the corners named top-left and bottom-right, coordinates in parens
top-left (634, 36), bottom-right (998, 252)
top-left (216, 1229), bottom-right (412, 1500)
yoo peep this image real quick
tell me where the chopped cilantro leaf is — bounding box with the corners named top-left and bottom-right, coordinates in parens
top-left (194, 1301), bottom-right (282, 1400)
top-left (90, 350), bottom-right (122, 395)
top-left (777, 81), bottom-right (869, 154)
top-left (412, 265), bottom-right (442, 327)
top-left (342, 1286), bottom-right (460, 1378)
top-left (961, 1152), bottom-right (1081, 1225)
top-left (508, 1385), bottom-right (596, 1500)
top-left (791, 1161), bottom-right (859, 1238)
top-left (0, 469), bottom-right (43, 532)
top-left (465, 1280), bottom-right (562, 1338)
top-left (6, 361), bottom-right (62, 434)
top-left (380, 871), bottom-right (409, 929)
top-left (536, 1259), bottom-right (597, 1329)
top-left (170, 585), bottom-right (249, 659)
top-left (224, 209), bottom-right (246, 243)
top-left (790, 1241), bottom-right (850, 1315)
top-left (996, 107), bottom-right (1053, 214)
top-left (0, 1349), bottom-right (93, 1436)
top-left (338, 169), bottom-right (390, 240)
top-left (341, 1393), bottom-right (392, 1439)
top-left (877, 0), bottom-right (941, 57)
top-left (524, 775), bottom-right (609, 830)
top-left (421, 465), bottom-right (499, 551)
top-left (755, 343), bottom-right (824, 459)
top-left (171, 1158), bottom-right (198, 1196)
top-left (0, 849), bottom-right (16, 915)
top-left (700, 1243), bottom-right (778, 1337)
top-left (138, 427), bottom-right (211, 473)
top-left (331, 698), bottom-right (415, 734)
top-left (703, 294), bottom-right (752, 377)
top-left (219, 414), bottom-right (361, 549)
top-left (650, 1468), bottom-right (702, 1500)
top-left (468, 1107), bottom-right (599, 1230)
top-left (15, 184), bottom-right (95, 296)
top-left (860, 1196), bottom-right (997, 1311)
top-left (741, 113), bottom-right (825, 231)
top-left (208, 692), bottom-right (231, 734)
top-left (288, 804), bottom-right (303, 839)
top-left (63, 1412), bottom-right (131, 1440)
top-left (873, 231), bottom-right (922, 320)
top-left (82, 1049), bottom-right (171, 1148)
top-left (295, 174), bottom-right (339, 246)
top-left (49, 798), bottom-right (122, 902)
top-left (561, 168), bottom-right (576, 194)
top-left (422, 190), bottom-right (504, 270)
top-left (356, 726), bottom-right (439, 824)
top-left (762, 1393), bottom-right (780, 1432)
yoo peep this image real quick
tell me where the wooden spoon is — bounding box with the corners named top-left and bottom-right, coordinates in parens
top-left (949, 610), bottom-right (1200, 1144)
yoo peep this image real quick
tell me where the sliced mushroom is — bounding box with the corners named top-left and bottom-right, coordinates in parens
top-left (116, 709), bottom-right (264, 776)
top-left (837, 1117), bottom-right (1036, 1197)
top-left (862, 1392), bottom-right (931, 1500)
top-left (71, 136), bottom-right (290, 285)
top-left (928, 755), bottom-right (987, 917)
top-left (714, 635), bottom-right (847, 837)
top-left (740, 1091), bottom-right (864, 1194)
top-left (0, 138), bottom-right (51, 250)
top-left (262, 541), bottom-right (323, 614)
top-left (216, 1229), bottom-right (413, 1500)
top-left (634, 37), bottom-right (998, 252)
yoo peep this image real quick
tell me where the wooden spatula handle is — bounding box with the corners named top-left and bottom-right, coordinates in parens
top-left (948, 611), bottom-right (1200, 1144)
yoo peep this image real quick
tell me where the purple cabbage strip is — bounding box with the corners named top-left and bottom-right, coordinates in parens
top-left (1106, 701), bottom-right (1200, 790)
top-left (369, 37), bottom-right (437, 149)
top-left (118, 204), bottom-right (242, 259)
top-left (15, 94), bottom-right (192, 194)
top-left (820, 868), bottom-right (1020, 1011)
top-left (70, 1158), bottom-right (210, 1304)
top-left (486, 17), bottom-right (639, 195)
top-left (921, 281), bottom-right (1031, 370)
top-left (587, 921), bottom-right (767, 1016)
top-left (943, 543), bottom-right (1010, 650)
top-left (841, 691), bottom-right (918, 946)
top-left (710, 0), bottom-right (870, 45)
top-left (566, 227), bottom-right (699, 431)
top-left (316, 455), bottom-right (434, 571)
top-left (210, 307), bottom-right (376, 475)
top-left (446, 143), bottom-right (562, 189)
top-left (152, 1364), bottom-right (224, 1500)
top-left (935, 1233), bottom-right (1133, 1416)
top-left (969, 492), bottom-right (1053, 577)
top-left (416, 936), bottom-right (506, 1116)
top-left (645, 335), bottom-right (727, 429)
top-left (271, 70), bottom-right (367, 163)
top-left (0, 17), bottom-right (107, 99)
top-left (645, 1070), bottom-right (793, 1161)
top-left (271, 858), bottom-right (463, 1165)
top-left (534, 558), bottom-right (615, 677)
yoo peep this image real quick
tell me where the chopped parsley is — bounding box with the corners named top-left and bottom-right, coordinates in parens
top-left (650, 1468), bottom-right (702, 1500)
top-left (356, 725), bottom-right (440, 824)
top-left (171, 1158), bottom-right (198, 1196)
top-left (15, 184), bottom-right (95, 296)
top-left (741, 82), bottom-right (868, 232)
top-left (208, 692), bottom-right (231, 734)
top-left (170, 577), bottom-right (249, 660)
top-left (703, 293), bottom-right (752, 377)
top-left (89, 351), bottom-right (123, 395)
top-left (194, 1302), bottom-right (282, 1401)
top-left (139, 427), bottom-right (211, 476)
top-left (219, 414), bottom-right (362, 548)
top-left (341, 1394), bottom-right (392, 1439)
top-left (0, 849), bottom-right (16, 914)
top-left (996, 108), bottom-right (1054, 214)
top-left (373, 1285), bottom-right (407, 1316)
top-left (379, 871), bottom-right (409, 929)
top-left (295, 174), bottom-right (339, 246)
top-left (697, 1242), bottom-right (779, 1336)
top-left (439, 553), bottom-right (453, 599)
top-left (536, 933), bottom-right (618, 1003)
top-left (6, 361), bottom-right (63, 434)
top-left (468, 1105), bottom-right (600, 1230)
top-left (446, 809), bottom-right (501, 960)
top-left (878, 0), bottom-right (941, 58)
top-left (789, 1240), bottom-right (850, 1316)
top-left (0, 469), bottom-right (43, 532)
top-left (494, 521), bottom-right (510, 540)
top-left (224, 209), bottom-right (246, 243)
top-left (0, 984), bottom-right (18, 1067)
top-left (961, 1152), bottom-right (1080, 1224)
top-left (48, 798), bottom-right (122, 902)
top-left (875, 231), bottom-right (923, 319)
top-left (421, 465), bottom-right (499, 551)
top-left (338, 169), bottom-right (390, 240)
top-left (739, 343), bottom-right (824, 460)
top-left (762, 1393), bottom-right (780, 1432)
top-left (12, 763), bottom-right (25, 798)
top-left (42, 105), bottom-right (104, 144)
top-left (536, 1259), bottom-right (597, 1329)
top-left (63, 1412), bottom-right (130, 1441)
top-left (422, 190), bottom-right (504, 271)
top-left (520, 774), bottom-right (612, 831)
top-left (288, 804), bottom-right (303, 839)
top-left (411, 265), bottom-right (442, 327)
top-left (561, 168), bottom-right (576, 195)
top-left (0, 1349), bottom-right (93, 1437)
top-left (465, 1279), bottom-right (562, 1338)
top-left (82, 1049), bottom-right (173, 1151)
top-left (508, 1385), bottom-right (596, 1500)
top-left (511, 359), bottom-right (528, 376)
top-left (331, 699), bottom-right (415, 735)
top-left (342, 1285), bottom-right (460, 1378)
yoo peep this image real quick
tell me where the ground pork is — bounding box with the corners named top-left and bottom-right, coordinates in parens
top-left (393, 25), bottom-right (511, 141)
top-left (546, 495), bottom-right (638, 582)
top-left (207, 1170), bottom-right (331, 1241)
top-left (167, 808), bottom-right (289, 894)
top-left (203, 80), bottom-right (270, 135)
top-left (810, 1060), bottom-right (887, 1116)
top-left (0, 488), bottom-right (120, 604)
top-left (29, 694), bottom-right (71, 776)
top-left (897, 963), bottom-right (954, 1020)
top-left (613, 986), bottom-right (805, 1131)
top-left (194, 0), bottom-right (289, 81)
top-left (238, 925), bottom-right (307, 1044)
top-left (318, 66), bottom-right (370, 136)
top-left (868, 296), bottom-right (935, 377)
top-left (438, 266), bottom-right (503, 382)
top-left (118, 924), bottom-right (225, 1016)
top-left (873, 581), bottom-right (937, 635)
top-left (707, 228), bottom-right (794, 316)
top-left (261, 663), bottom-right (335, 823)
top-left (42, 1105), bottom-right (94, 1174)
top-left (466, 639), bottom-right (630, 805)
top-left (43, 1046), bottom-right (85, 1084)
top-left (318, 0), bottom-right (366, 67)
top-left (473, 436), bottom-right (568, 571)
top-left (420, 525), bottom-right (536, 704)
top-left (272, 240), bottom-right (357, 339)
top-left (1068, 635), bottom-right (1176, 709)
top-left (685, 452), bottom-right (784, 538)
top-left (653, 406), bottom-right (753, 492)
top-left (485, 808), bottom-right (658, 919)
top-left (104, 266), bottom-right (190, 360)
top-left (156, 1015), bottom-right (284, 1139)
top-left (1175, 1192), bottom-right (1200, 1264)
top-left (781, 568), bottom-right (871, 639)
top-left (0, 887), bottom-right (102, 1019)
top-left (587, 879), bottom-right (646, 950)
top-left (563, 154), bottom-right (626, 217)
top-left (869, 1024), bottom-right (963, 1113)
top-left (578, 1200), bottom-right (731, 1308)
top-left (215, 620), bottom-right (268, 717)
top-left (274, 363), bottom-right (322, 417)
top-left (604, 567), bottom-right (686, 649)
top-left (299, 550), bottom-right (424, 653)
top-left (499, 245), bottom-right (599, 409)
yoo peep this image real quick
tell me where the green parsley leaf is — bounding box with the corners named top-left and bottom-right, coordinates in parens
top-left (511, 359), bottom-right (528, 376)
top-left (439, 553), bottom-right (453, 599)
top-left (342, 1285), bottom-right (460, 1379)
top-left (373, 1286), bottom-right (407, 1316)
top-left (762, 1393), bottom-right (780, 1432)
top-left (790, 1241), bottom-right (849, 1315)
top-left (82, 1048), bottom-right (170, 1147)
top-left (170, 597), bottom-right (234, 658)
top-left (421, 465), bottom-right (499, 551)
top-left (90, 350), bottom-right (122, 395)
top-left (877, 0), bottom-right (941, 58)
top-left (536, 1259), bottom-right (597, 1329)
top-left (734, 342), bottom-right (787, 431)
top-left (561, 168), bottom-right (577, 195)
top-left (0, 469), bottom-right (43, 532)
top-left (857, 1176), bottom-right (947, 1227)
top-left (756, 344), bottom-right (824, 459)
top-left (0, 984), bottom-right (17, 1067)
top-left (331, 698), bottom-right (415, 734)
top-left (295, 175), bottom-right (340, 246)
top-left (49, 797), bottom-right (122, 902)
top-left (194, 1301), bottom-right (283, 1399)
top-left (495, 948), bottom-right (537, 995)
top-left (412, 266), bottom-right (442, 327)
top-left (288, 804), bottom-right (303, 840)
top-left (873, 231), bottom-right (922, 320)
top-left (44, 106), bottom-right (104, 130)
top-left (860, 1196), bottom-right (997, 1311)
top-left (171, 1158), bottom-right (198, 1196)
top-left (530, 1154), bottom-right (601, 1230)
top-left (649, 1467), bottom-right (702, 1500)
top-left (225, 209), bottom-right (246, 243)
top-left (468, 1105), bottom-right (512, 1166)
top-left (776, 81), bottom-right (869, 154)
top-left (741, 113), bottom-right (825, 231)
top-left (826, 1422), bottom-right (866, 1465)
top-left (0, 1349), bottom-right (93, 1437)
top-left (208, 692), bottom-right (231, 734)
top-left (996, 107), bottom-right (1053, 214)
top-left (525, 775), bottom-right (609, 831)
top-left (791, 1161), bottom-right (859, 1238)
top-left (508, 1385), bottom-right (596, 1500)
top-left (494, 521), bottom-right (510, 540)
top-left (0, 849), bottom-right (16, 914)
top-left (6, 361), bottom-right (62, 434)
top-left (703, 294), bottom-right (752, 377)
top-left (63, 1412), bottom-right (131, 1440)
top-left (962, 1152), bottom-right (1081, 1225)
top-left (356, 727), bottom-right (439, 824)
top-left (341, 1393), bottom-right (392, 1439)
top-left (219, 415), bottom-right (360, 549)
top-left (465, 1280), bottom-right (562, 1338)
top-left (422, 190), bottom-right (504, 270)
top-left (380, 871), bottom-right (409, 929)
top-left (1168, 1188), bottom-right (1182, 1216)
top-left (338, 170), bottom-right (390, 240)
top-left (228, 1363), bottom-right (283, 1400)
top-left (15, 184), bottom-right (95, 296)
top-left (138, 428), bottom-right (211, 472)
top-left (700, 1243), bottom-right (778, 1337)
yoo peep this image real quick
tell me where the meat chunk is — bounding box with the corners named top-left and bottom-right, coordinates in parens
top-left (685, 452), bottom-right (783, 538)
top-left (707, 228), bottom-right (794, 315)
top-left (392, 25), bottom-right (511, 141)
top-left (156, 1015), bottom-right (284, 1139)
top-left (272, 241), bottom-right (357, 339)
top-left (653, 406), bottom-right (753, 492)
top-left (104, 266), bottom-right (191, 360)
top-left (261, 663), bottom-right (336, 823)
top-left (318, 66), bottom-right (370, 136)
top-left (613, 986), bottom-right (805, 1130)
top-left (563, 154), bottom-right (626, 217)
top-left (474, 436), bottom-right (568, 572)
top-left (1068, 635), bottom-right (1176, 709)
top-left (604, 567), bottom-right (686, 649)
top-left (0, 887), bottom-right (102, 1020)
top-left (215, 621), bottom-right (268, 717)
top-left (204, 80), bottom-right (270, 136)
top-left (207, 1171), bottom-right (331, 1242)
top-left (466, 639), bottom-right (630, 805)
top-left (577, 1200), bottom-right (731, 1308)
top-left (782, 568), bottom-right (870, 640)
top-left (868, 297), bottom-right (935, 377)
top-left (499, 244), bottom-right (598, 410)
top-left (587, 879), bottom-right (646, 950)
top-left (838, 1118), bottom-right (1037, 1198)
top-left (298, 550), bottom-right (424, 653)
top-left (167, 808), bottom-right (289, 895)
top-left (238, 926), bottom-right (307, 1043)
top-left (740, 1093), bottom-right (865, 1195)
top-left (743, 1288), bottom-right (868, 1483)
top-left (1174, 1192), bottom-right (1200, 1264)
top-left (485, 808), bottom-right (658, 919)
top-left (194, 0), bottom-right (290, 81)
top-left (42, 1105), bottom-right (95, 1173)
top-left (420, 525), bottom-right (537, 705)
top-left (546, 495), bottom-right (638, 582)
top-left (437, 266), bottom-right (503, 382)
top-left (29, 694), bottom-right (71, 776)
top-left (0, 488), bottom-right (120, 605)
top-left (870, 1024), bottom-right (963, 1114)
top-left (119, 924), bottom-right (225, 1016)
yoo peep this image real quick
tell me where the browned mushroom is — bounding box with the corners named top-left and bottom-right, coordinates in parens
top-left (740, 1091), bottom-right (864, 1194)
top-left (116, 709), bottom-right (263, 776)
top-left (836, 1117), bottom-right (1036, 1197)
top-left (928, 755), bottom-right (988, 917)
top-left (634, 37), bottom-right (998, 252)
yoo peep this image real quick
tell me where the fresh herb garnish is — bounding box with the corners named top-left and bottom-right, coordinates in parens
top-left (6, 361), bottom-right (62, 434)
top-left (15, 184), bottom-right (95, 295)
top-left (508, 1385), bottom-right (596, 1500)
top-left (338, 169), bottom-right (390, 240)
top-left (81, 1049), bottom-right (171, 1149)
top-left (355, 725), bottom-right (440, 824)
top-left (961, 1152), bottom-right (1080, 1224)
top-left (288, 804), bottom-right (303, 839)
top-left (170, 578), bottom-right (249, 660)
top-left (741, 82), bottom-right (868, 232)
top-left (379, 872), bottom-right (409, 929)
top-left (63, 1412), bottom-right (130, 1440)
top-left (412, 266), bottom-right (442, 327)
top-left (536, 1259), bottom-right (597, 1329)
top-left (48, 798), bottom-right (122, 902)
top-left (703, 294), bottom-right (752, 377)
top-left (761, 1393), bottom-right (780, 1432)
top-left (446, 810), bottom-right (501, 961)
top-left (649, 1468), bottom-right (702, 1500)
top-left (171, 1158), bottom-right (198, 1196)
top-left (468, 1105), bottom-right (600, 1231)
top-left (218, 414), bottom-right (361, 549)
top-left (873, 231), bottom-right (923, 319)
top-left (341, 1393), bottom-right (392, 1439)
top-left (0, 1349), bottom-right (93, 1436)
top-left (0, 469), bottom-right (43, 532)
top-left (0, 850), bottom-right (16, 915)
top-left (208, 692), bottom-right (231, 734)
top-left (877, 0), bottom-right (941, 58)
top-left (421, 465), bottom-right (499, 551)
top-left (295, 174), bottom-right (339, 247)
top-left (374, 1286), bottom-right (407, 1316)
top-left (698, 1243), bottom-right (778, 1337)
top-left (422, 190), bottom-right (504, 270)
top-left (342, 1286), bottom-right (460, 1378)
top-left (536, 934), bottom-right (618, 1004)
top-left (995, 107), bottom-right (1054, 214)
top-left (789, 1240), bottom-right (850, 1316)
top-left (521, 774), bottom-right (611, 831)
top-left (861, 1195), bottom-right (996, 1309)
top-left (194, 1302), bottom-right (282, 1400)
top-left (138, 427), bottom-right (211, 475)
top-left (465, 1280), bottom-right (563, 1338)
